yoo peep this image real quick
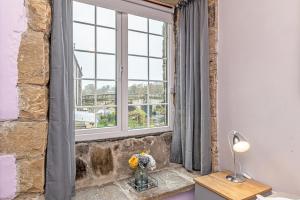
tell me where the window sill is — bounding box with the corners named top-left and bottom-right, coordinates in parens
top-left (74, 165), bottom-right (196, 200)
top-left (75, 127), bottom-right (173, 142)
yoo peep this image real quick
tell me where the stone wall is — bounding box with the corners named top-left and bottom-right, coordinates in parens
top-left (0, 0), bottom-right (51, 199)
top-left (75, 133), bottom-right (172, 189)
top-left (208, 0), bottom-right (219, 172)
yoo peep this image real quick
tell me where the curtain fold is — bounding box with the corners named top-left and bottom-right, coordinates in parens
top-left (45, 0), bottom-right (75, 199)
top-left (170, 0), bottom-right (211, 175)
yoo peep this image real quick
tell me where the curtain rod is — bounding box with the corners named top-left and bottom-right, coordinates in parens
top-left (144, 0), bottom-right (175, 9)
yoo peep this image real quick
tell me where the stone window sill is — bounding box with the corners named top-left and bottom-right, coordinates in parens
top-left (74, 166), bottom-right (198, 200)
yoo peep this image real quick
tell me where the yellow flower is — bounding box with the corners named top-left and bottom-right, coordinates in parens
top-left (128, 155), bottom-right (139, 169)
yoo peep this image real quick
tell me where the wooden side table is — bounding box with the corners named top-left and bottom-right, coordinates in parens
top-left (194, 171), bottom-right (272, 200)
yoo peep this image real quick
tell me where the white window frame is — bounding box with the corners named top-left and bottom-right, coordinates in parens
top-left (74, 0), bottom-right (175, 142)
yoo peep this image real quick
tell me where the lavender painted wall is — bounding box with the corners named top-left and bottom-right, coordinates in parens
top-left (165, 190), bottom-right (195, 200)
top-left (218, 0), bottom-right (300, 194)
top-left (0, 0), bottom-right (27, 199)
top-left (0, 155), bottom-right (17, 200)
top-left (0, 0), bottom-right (27, 121)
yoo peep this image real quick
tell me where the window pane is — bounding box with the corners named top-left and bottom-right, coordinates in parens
top-left (97, 54), bottom-right (115, 79)
top-left (97, 7), bottom-right (115, 28)
top-left (128, 31), bottom-right (147, 56)
top-left (128, 105), bottom-right (148, 129)
top-left (149, 19), bottom-right (165, 35)
top-left (149, 35), bottom-right (164, 58)
top-left (97, 27), bottom-right (115, 53)
top-left (74, 51), bottom-right (95, 79)
top-left (73, 23), bottom-right (95, 51)
top-left (75, 107), bottom-right (95, 129)
top-left (96, 107), bottom-right (117, 128)
top-left (128, 14), bottom-right (147, 32)
top-left (80, 80), bottom-right (95, 106)
top-left (149, 58), bottom-right (166, 80)
top-left (96, 81), bottom-right (116, 106)
top-left (128, 81), bottom-right (148, 104)
top-left (149, 82), bottom-right (167, 104)
top-left (150, 104), bottom-right (167, 127)
top-left (128, 56), bottom-right (148, 80)
top-left (73, 1), bottom-right (95, 24)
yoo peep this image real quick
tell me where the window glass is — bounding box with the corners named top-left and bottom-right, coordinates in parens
top-left (128, 14), bottom-right (148, 32)
top-left (150, 104), bottom-right (167, 127)
top-left (96, 107), bottom-right (117, 128)
top-left (75, 107), bottom-right (95, 129)
top-left (128, 81), bottom-right (148, 105)
top-left (73, 2), bottom-right (171, 134)
top-left (128, 31), bottom-right (148, 56)
top-left (97, 54), bottom-right (116, 79)
top-left (97, 27), bottom-right (116, 53)
top-left (73, 23), bottom-right (95, 51)
top-left (128, 105), bottom-right (148, 129)
top-left (149, 82), bottom-right (167, 104)
top-left (74, 51), bottom-right (95, 79)
top-left (149, 35), bottom-right (164, 58)
top-left (73, 3), bottom-right (117, 130)
top-left (149, 19), bottom-right (165, 35)
top-left (96, 81), bottom-right (116, 106)
top-left (128, 15), bottom-right (168, 129)
top-left (128, 56), bottom-right (148, 80)
top-left (149, 58), bottom-right (166, 81)
top-left (73, 1), bottom-right (95, 24)
top-left (97, 7), bottom-right (116, 28)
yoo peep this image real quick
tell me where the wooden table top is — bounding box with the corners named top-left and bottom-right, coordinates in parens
top-left (194, 171), bottom-right (272, 200)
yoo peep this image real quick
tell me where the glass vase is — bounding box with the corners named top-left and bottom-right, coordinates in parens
top-left (134, 167), bottom-right (148, 191)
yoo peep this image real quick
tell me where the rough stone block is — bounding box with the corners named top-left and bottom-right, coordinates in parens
top-left (26, 0), bottom-right (51, 33)
top-left (76, 143), bottom-right (89, 157)
top-left (74, 184), bottom-right (130, 200)
top-left (75, 133), bottom-right (172, 189)
top-left (210, 98), bottom-right (217, 118)
top-left (17, 157), bottom-right (45, 193)
top-left (18, 30), bottom-right (49, 85)
top-left (208, 2), bottom-right (216, 28)
top-left (19, 85), bottom-right (48, 121)
top-left (209, 27), bottom-right (218, 54)
top-left (14, 193), bottom-right (44, 200)
top-left (90, 147), bottom-right (114, 176)
top-left (210, 117), bottom-right (217, 141)
top-left (76, 158), bottom-right (87, 180)
top-left (209, 53), bottom-right (217, 71)
top-left (0, 121), bottom-right (47, 159)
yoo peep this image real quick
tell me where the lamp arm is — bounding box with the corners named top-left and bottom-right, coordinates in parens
top-left (227, 131), bottom-right (243, 177)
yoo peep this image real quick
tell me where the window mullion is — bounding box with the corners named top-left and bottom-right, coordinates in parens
top-left (94, 6), bottom-right (97, 127)
top-left (147, 19), bottom-right (150, 128)
top-left (120, 13), bottom-right (128, 132)
top-left (116, 12), bottom-right (123, 131)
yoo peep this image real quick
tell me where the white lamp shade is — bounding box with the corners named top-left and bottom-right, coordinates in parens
top-left (233, 141), bottom-right (250, 153)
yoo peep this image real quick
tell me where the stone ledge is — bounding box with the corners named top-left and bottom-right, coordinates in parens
top-left (74, 167), bottom-right (197, 200)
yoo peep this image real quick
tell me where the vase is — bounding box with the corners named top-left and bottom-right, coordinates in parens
top-left (134, 167), bottom-right (148, 191)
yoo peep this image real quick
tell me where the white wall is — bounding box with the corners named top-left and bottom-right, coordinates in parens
top-left (218, 0), bottom-right (300, 194)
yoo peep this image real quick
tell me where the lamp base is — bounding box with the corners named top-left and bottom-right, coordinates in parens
top-left (226, 174), bottom-right (246, 183)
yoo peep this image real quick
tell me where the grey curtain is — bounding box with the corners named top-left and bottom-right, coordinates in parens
top-left (45, 0), bottom-right (75, 199)
top-left (170, 0), bottom-right (211, 175)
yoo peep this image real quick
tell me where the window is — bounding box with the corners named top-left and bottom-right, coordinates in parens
top-left (73, 0), bottom-right (174, 141)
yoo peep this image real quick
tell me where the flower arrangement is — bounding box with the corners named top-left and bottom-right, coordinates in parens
top-left (128, 152), bottom-right (158, 191)
top-left (128, 152), bottom-right (156, 171)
